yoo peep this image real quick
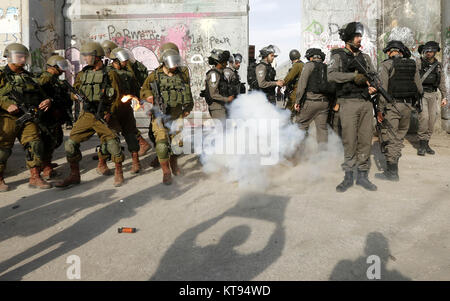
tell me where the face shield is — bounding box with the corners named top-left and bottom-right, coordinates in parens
top-left (7, 51), bottom-right (30, 66)
top-left (266, 45), bottom-right (281, 57)
top-left (163, 53), bottom-right (182, 69)
top-left (55, 59), bottom-right (72, 72)
top-left (80, 53), bottom-right (96, 66)
top-left (354, 23), bottom-right (365, 36)
top-left (115, 49), bottom-right (135, 63)
top-left (234, 54), bottom-right (243, 64)
top-left (422, 46), bottom-right (438, 54)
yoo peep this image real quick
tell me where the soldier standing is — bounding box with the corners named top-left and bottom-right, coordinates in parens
top-left (375, 40), bottom-right (423, 181)
top-left (224, 53), bottom-right (246, 98)
top-left (328, 22), bottom-right (378, 192)
top-left (294, 48), bottom-right (331, 149)
top-left (416, 41), bottom-right (448, 156)
top-left (283, 49), bottom-right (304, 116)
top-left (55, 41), bottom-right (125, 188)
top-left (253, 45), bottom-right (284, 104)
top-left (0, 43), bottom-right (53, 191)
top-left (202, 49), bottom-right (234, 121)
top-left (108, 47), bottom-right (143, 174)
top-left (140, 45), bottom-right (194, 185)
top-left (37, 55), bottom-right (73, 180)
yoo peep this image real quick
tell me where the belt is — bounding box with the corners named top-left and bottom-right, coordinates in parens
top-left (393, 98), bottom-right (413, 104)
top-left (307, 98), bottom-right (329, 102)
top-left (423, 87), bottom-right (438, 93)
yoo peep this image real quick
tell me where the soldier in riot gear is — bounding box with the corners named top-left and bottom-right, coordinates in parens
top-left (224, 53), bottom-right (246, 98)
top-left (416, 41), bottom-right (448, 156)
top-left (140, 44), bottom-right (194, 185)
top-left (55, 41), bottom-right (125, 188)
top-left (0, 43), bottom-right (53, 191)
top-left (283, 49), bottom-right (304, 116)
top-left (202, 49), bottom-right (234, 121)
top-left (108, 47), bottom-right (143, 174)
top-left (294, 48), bottom-right (331, 148)
top-left (102, 40), bottom-right (119, 59)
top-left (36, 55), bottom-right (74, 180)
top-left (375, 41), bottom-right (423, 181)
top-left (253, 45), bottom-right (284, 104)
top-left (328, 22), bottom-right (378, 192)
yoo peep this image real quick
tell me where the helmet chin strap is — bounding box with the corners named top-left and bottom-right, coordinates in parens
top-left (347, 41), bottom-right (361, 52)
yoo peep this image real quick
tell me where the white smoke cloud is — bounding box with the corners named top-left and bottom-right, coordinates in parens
top-left (387, 27), bottom-right (415, 49)
top-left (195, 92), bottom-right (344, 191)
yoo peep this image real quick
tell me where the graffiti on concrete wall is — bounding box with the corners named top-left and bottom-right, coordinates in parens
top-left (67, 20), bottom-right (238, 113)
top-left (0, 5), bottom-right (21, 66)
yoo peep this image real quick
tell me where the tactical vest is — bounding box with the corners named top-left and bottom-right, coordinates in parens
top-left (78, 66), bottom-right (115, 103)
top-left (420, 58), bottom-right (440, 89)
top-left (333, 48), bottom-right (368, 99)
top-left (285, 61), bottom-right (304, 97)
top-left (223, 67), bottom-right (241, 96)
top-left (203, 68), bottom-right (229, 104)
top-left (156, 68), bottom-right (193, 108)
top-left (0, 66), bottom-right (44, 108)
top-left (114, 68), bottom-right (135, 96)
top-left (131, 60), bottom-right (148, 87)
top-left (247, 61), bottom-right (259, 90)
top-left (387, 57), bottom-right (418, 99)
top-left (256, 61), bottom-right (276, 96)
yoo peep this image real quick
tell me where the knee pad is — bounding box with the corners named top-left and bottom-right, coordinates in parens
top-left (155, 140), bottom-right (170, 160)
top-left (106, 138), bottom-right (122, 157)
top-left (65, 138), bottom-right (82, 162)
top-left (0, 148), bottom-right (12, 164)
top-left (27, 140), bottom-right (44, 160)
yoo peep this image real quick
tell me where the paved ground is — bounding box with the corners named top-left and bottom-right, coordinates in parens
top-left (0, 129), bottom-right (449, 281)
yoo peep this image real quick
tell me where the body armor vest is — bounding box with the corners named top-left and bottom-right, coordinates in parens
top-left (420, 58), bottom-right (440, 89)
top-left (0, 66), bottom-right (44, 108)
top-left (79, 66), bottom-right (114, 103)
top-left (204, 68), bottom-right (229, 104)
top-left (223, 67), bottom-right (242, 96)
top-left (256, 61), bottom-right (276, 96)
top-left (157, 68), bottom-right (193, 108)
top-left (387, 57), bottom-right (418, 99)
top-left (114, 68), bottom-right (135, 96)
top-left (333, 48), bottom-right (368, 99)
top-left (306, 61), bottom-right (328, 94)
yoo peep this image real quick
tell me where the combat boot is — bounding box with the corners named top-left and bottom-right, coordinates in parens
top-left (169, 155), bottom-right (181, 176)
top-left (336, 171), bottom-right (354, 193)
top-left (55, 162), bottom-right (81, 188)
top-left (375, 162), bottom-right (399, 182)
top-left (96, 156), bottom-right (111, 176)
top-left (137, 136), bottom-right (151, 156)
top-left (29, 167), bottom-right (52, 189)
top-left (42, 161), bottom-right (55, 180)
top-left (356, 170), bottom-right (377, 191)
top-left (0, 172), bottom-right (9, 192)
top-left (417, 140), bottom-right (426, 156)
top-left (131, 152), bottom-right (140, 174)
top-left (425, 140), bottom-right (435, 155)
top-left (114, 162), bottom-right (124, 187)
top-left (160, 161), bottom-right (172, 185)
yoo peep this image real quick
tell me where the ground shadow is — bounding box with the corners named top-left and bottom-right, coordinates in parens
top-left (0, 171), bottom-right (197, 280)
top-left (405, 134), bottom-right (420, 151)
top-left (150, 192), bottom-right (289, 281)
top-left (329, 232), bottom-right (412, 281)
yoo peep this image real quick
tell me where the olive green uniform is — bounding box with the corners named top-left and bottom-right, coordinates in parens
top-left (140, 66), bottom-right (193, 163)
top-left (378, 58), bottom-right (423, 164)
top-left (328, 48), bottom-right (375, 172)
top-left (65, 65), bottom-right (124, 164)
top-left (295, 61), bottom-right (329, 145)
top-left (36, 71), bottom-right (72, 163)
top-left (0, 65), bottom-right (48, 172)
top-left (284, 61), bottom-right (304, 112)
top-left (416, 58), bottom-right (447, 141)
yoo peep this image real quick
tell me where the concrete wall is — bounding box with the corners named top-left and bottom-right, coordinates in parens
top-left (441, 0), bottom-right (450, 132)
top-left (63, 0), bottom-right (249, 116)
top-left (0, 0), bottom-right (25, 66)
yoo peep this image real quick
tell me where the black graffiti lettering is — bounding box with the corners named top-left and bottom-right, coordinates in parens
top-left (107, 25), bottom-right (116, 40)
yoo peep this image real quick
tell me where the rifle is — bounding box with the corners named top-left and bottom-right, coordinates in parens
top-left (371, 95), bottom-right (400, 151)
top-left (8, 89), bottom-right (54, 139)
top-left (150, 81), bottom-right (167, 128)
top-left (61, 80), bottom-right (107, 124)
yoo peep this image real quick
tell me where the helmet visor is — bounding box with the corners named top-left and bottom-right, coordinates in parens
top-left (423, 46), bottom-right (438, 53)
top-left (7, 50), bottom-right (30, 65)
top-left (56, 59), bottom-right (72, 71)
top-left (163, 53), bottom-right (182, 69)
top-left (355, 23), bottom-right (365, 36)
top-left (234, 54), bottom-right (243, 63)
top-left (116, 49), bottom-right (135, 63)
top-left (81, 54), bottom-right (96, 66)
top-left (267, 45), bottom-right (281, 57)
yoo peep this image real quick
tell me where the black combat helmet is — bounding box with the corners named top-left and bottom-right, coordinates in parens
top-left (289, 49), bottom-right (301, 61)
top-left (418, 41), bottom-right (441, 54)
top-left (339, 22), bottom-right (364, 42)
top-left (383, 40), bottom-right (411, 58)
top-left (305, 48), bottom-right (326, 61)
top-left (208, 49), bottom-right (230, 65)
